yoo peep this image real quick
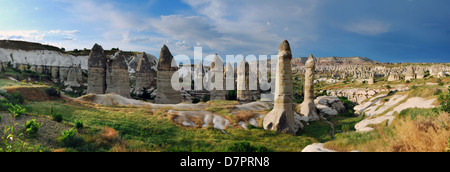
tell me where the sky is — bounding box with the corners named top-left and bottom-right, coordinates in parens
top-left (0, 0), bottom-right (449, 63)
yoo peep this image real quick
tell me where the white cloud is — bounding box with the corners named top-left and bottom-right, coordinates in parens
top-left (344, 20), bottom-right (391, 36)
top-left (48, 30), bottom-right (80, 36)
top-left (178, 0), bottom-right (321, 55)
top-left (0, 30), bottom-right (45, 41)
top-left (67, 0), bottom-right (138, 30)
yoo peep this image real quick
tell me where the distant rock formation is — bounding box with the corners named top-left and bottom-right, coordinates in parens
top-left (237, 58), bottom-right (252, 102)
top-left (416, 67), bottom-right (425, 79)
top-left (388, 70), bottom-right (400, 81)
top-left (263, 40), bottom-right (296, 133)
top-left (224, 62), bottom-right (235, 93)
top-left (155, 45), bottom-right (182, 104)
top-left (405, 66), bottom-right (415, 81)
top-left (209, 54), bottom-right (226, 101)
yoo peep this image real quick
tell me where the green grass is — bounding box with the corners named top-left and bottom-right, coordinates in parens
top-left (21, 100), bottom-right (318, 152)
top-left (0, 79), bottom-right (24, 88)
top-left (397, 107), bottom-right (437, 120)
top-left (299, 115), bottom-right (364, 143)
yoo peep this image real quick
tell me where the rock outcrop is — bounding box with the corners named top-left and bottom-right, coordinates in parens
top-left (105, 51), bottom-right (130, 98)
top-left (87, 44), bottom-right (107, 94)
top-left (134, 52), bottom-right (156, 95)
top-left (405, 66), bottom-right (415, 81)
top-left (416, 67), bottom-right (425, 79)
top-left (263, 40), bottom-right (296, 133)
top-left (388, 71), bottom-right (400, 81)
top-left (314, 96), bottom-right (346, 117)
top-left (209, 54), bottom-right (226, 100)
top-left (155, 45), bottom-right (182, 104)
top-left (237, 58), bottom-right (252, 102)
top-left (300, 54), bottom-right (320, 121)
top-left (224, 62), bottom-right (235, 93)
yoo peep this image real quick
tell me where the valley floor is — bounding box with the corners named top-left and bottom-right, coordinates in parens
top-left (0, 75), bottom-right (449, 152)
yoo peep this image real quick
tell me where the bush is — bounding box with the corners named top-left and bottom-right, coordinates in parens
top-left (439, 88), bottom-right (450, 113)
top-left (8, 104), bottom-right (26, 117)
top-left (434, 89), bottom-right (442, 96)
top-left (45, 86), bottom-right (60, 97)
top-left (25, 119), bottom-right (42, 135)
top-left (0, 91), bottom-right (25, 105)
top-left (192, 97), bottom-right (200, 104)
top-left (0, 98), bottom-right (13, 111)
top-left (338, 96), bottom-right (356, 116)
top-left (202, 95), bottom-right (210, 102)
top-left (74, 120), bottom-right (84, 129)
top-left (225, 141), bottom-right (269, 152)
top-left (58, 128), bottom-right (84, 147)
top-left (226, 90), bottom-right (237, 100)
top-left (53, 113), bottom-right (63, 122)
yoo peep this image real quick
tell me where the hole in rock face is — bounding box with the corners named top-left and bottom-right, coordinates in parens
top-left (267, 123), bottom-right (273, 130)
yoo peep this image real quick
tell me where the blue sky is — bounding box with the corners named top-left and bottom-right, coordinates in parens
top-left (0, 0), bottom-right (449, 63)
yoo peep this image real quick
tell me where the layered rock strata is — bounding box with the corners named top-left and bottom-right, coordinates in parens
top-left (155, 45), bottom-right (182, 104)
top-left (263, 40), bottom-right (296, 133)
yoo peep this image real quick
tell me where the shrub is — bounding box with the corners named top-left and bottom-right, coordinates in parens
top-left (24, 119), bottom-right (42, 135)
top-left (74, 120), bottom-right (84, 129)
top-left (202, 95), bottom-right (210, 102)
top-left (45, 86), bottom-right (60, 97)
top-left (96, 127), bottom-right (120, 147)
top-left (433, 89), bottom-right (442, 96)
top-left (0, 98), bottom-right (13, 111)
top-left (387, 90), bottom-right (396, 96)
top-left (8, 104), bottom-right (26, 117)
top-left (0, 91), bottom-right (25, 105)
top-left (58, 128), bottom-right (84, 147)
top-left (53, 113), bottom-right (63, 122)
top-left (226, 90), bottom-right (237, 100)
top-left (338, 96), bottom-right (356, 116)
top-left (225, 141), bottom-right (269, 152)
top-left (439, 88), bottom-right (450, 113)
top-left (11, 92), bottom-right (24, 105)
top-left (192, 97), bottom-right (200, 104)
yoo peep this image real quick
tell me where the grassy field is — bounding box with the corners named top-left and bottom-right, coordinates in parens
top-left (15, 100), bottom-right (322, 152)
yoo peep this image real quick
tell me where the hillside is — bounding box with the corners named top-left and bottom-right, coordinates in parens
top-left (292, 56), bottom-right (379, 67)
top-left (0, 40), bottom-right (65, 52)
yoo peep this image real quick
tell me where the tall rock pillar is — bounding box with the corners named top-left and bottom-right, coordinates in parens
top-left (155, 45), bottom-right (182, 104)
top-left (300, 54), bottom-right (319, 121)
top-left (209, 54), bottom-right (226, 100)
top-left (135, 52), bottom-right (156, 95)
top-left (106, 51), bottom-right (130, 98)
top-left (263, 40), bottom-right (295, 133)
top-left (87, 44), bottom-right (107, 94)
top-left (237, 58), bottom-right (252, 102)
